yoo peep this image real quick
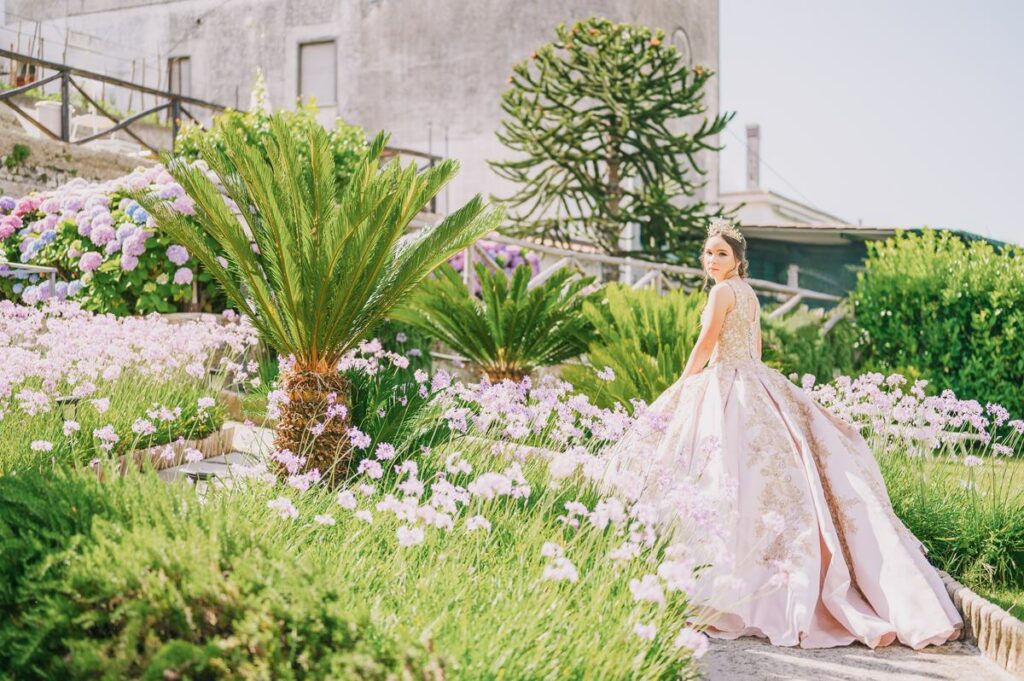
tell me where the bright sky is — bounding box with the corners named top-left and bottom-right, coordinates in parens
top-left (719, 0), bottom-right (1023, 245)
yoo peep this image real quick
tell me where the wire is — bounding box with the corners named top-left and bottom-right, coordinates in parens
top-left (723, 123), bottom-right (831, 216)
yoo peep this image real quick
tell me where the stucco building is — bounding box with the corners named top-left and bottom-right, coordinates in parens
top-left (1, 0), bottom-right (721, 216)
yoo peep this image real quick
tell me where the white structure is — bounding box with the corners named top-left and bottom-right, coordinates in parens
top-left (1, 0), bottom-right (721, 217)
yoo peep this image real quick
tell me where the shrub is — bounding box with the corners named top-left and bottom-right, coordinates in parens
top-left (0, 470), bottom-right (447, 680)
top-left (174, 72), bottom-right (368, 196)
top-left (0, 171), bottom-right (221, 314)
top-left (760, 303), bottom-right (857, 380)
top-left (563, 283), bottom-right (704, 410)
top-left (392, 263), bottom-right (597, 382)
top-left (851, 229), bottom-right (1024, 411)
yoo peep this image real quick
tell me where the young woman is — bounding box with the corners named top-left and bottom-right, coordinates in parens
top-left (601, 219), bottom-right (963, 649)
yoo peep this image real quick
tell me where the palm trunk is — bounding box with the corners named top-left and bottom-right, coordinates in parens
top-left (483, 367), bottom-right (529, 383)
top-left (274, 368), bottom-right (353, 484)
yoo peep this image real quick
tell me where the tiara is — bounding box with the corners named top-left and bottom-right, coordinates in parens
top-left (707, 217), bottom-right (744, 243)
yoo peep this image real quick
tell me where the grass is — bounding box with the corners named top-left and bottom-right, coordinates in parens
top-left (0, 430), bottom-right (708, 680)
top-left (983, 585), bottom-right (1024, 620)
top-left (878, 449), bottom-right (1024, 623)
top-left (0, 369), bottom-right (224, 472)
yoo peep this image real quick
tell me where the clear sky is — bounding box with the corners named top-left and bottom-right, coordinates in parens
top-left (718, 0), bottom-right (1023, 245)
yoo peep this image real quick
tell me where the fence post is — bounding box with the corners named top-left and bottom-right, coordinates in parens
top-left (60, 69), bottom-right (70, 142)
top-left (170, 97), bottom-right (181, 146)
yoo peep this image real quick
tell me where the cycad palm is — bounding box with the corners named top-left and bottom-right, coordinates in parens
top-left (137, 115), bottom-right (502, 479)
top-left (391, 263), bottom-right (596, 382)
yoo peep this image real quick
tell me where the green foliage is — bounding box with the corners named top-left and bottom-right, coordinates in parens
top-left (0, 370), bottom-right (223, 472)
top-left (563, 283), bottom-right (704, 410)
top-left (491, 16), bottom-right (735, 263)
top-left (851, 229), bottom-right (1024, 410)
top-left (879, 452), bottom-right (1024, 592)
top-left (3, 143), bottom-right (30, 170)
top-left (137, 113), bottom-right (503, 373)
top-left (0, 470), bottom-right (447, 679)
top-left (175, 74), bottom-right (369, 194)
top-left (391, 263), bottom-right (597, 381)
top-left (760, 303), bottom-right (857, 380)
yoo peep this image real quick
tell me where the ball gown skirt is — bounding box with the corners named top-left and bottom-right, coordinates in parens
top-left (598, 277), bottom-right (963, 650)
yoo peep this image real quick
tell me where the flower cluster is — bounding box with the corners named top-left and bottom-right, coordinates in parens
top-left (0, 300), bottom-right (257, 426)
top-left (801, 371), bottom-right (1023, 460)
top-left (0, 164), bottom-right (221, 314)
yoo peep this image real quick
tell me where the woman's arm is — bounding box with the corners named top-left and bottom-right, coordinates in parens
top-left (680, 284), bottom-right (733, 381)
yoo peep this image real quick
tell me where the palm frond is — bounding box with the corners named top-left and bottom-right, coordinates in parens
top-left (134, 113), bottom-right (498, 373)
top-left (391, 263), bottom-right (597, 378)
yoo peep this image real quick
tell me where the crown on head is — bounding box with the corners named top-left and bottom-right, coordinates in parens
top-left (707, 217), bottom-right (744, 243)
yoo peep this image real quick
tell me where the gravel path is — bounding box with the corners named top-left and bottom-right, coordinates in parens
top-left (701, 635), bottom-right (1019, 680)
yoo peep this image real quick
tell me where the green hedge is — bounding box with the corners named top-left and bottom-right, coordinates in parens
top-left (851, 229), bottom-right (1024, 410)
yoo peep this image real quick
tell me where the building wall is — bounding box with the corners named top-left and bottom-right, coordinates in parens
top-left (3, 0), bottom-right (720, 216)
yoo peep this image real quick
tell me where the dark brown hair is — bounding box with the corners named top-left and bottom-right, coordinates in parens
top-left (701, 232), bottom-right (749, 290)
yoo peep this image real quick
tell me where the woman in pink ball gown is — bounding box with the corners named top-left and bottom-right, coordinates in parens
top-left (601, 219), bottom-right (963, 650)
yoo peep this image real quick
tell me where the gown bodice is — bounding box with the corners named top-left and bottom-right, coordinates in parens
top-left (708, 276), bottom-right (761, 365)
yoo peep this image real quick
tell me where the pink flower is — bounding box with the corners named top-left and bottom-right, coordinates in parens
top-left (964, 455), bottom-right (984, 468)
top-left (79, 251), bottom-right (103, 272)
top-left (267, 496), bottom-right (298, 520)
top-left (314, 514), bottom-right (336, 526)
top-left (173, 267), bottom-right (193, 285)
top-left (30, 440), bottom-right (53, 452)
top-left (673, 627), bottom-right (709, 658)
top-left (166, 244), bottom-right (189, 265)
top-left (336, 490), bottom-right (357, 510)
top-left (633, 623), bottom-right (657, 641)
top-left (375, 442), bottom-right (396, 460)
top-left (347, 427), bottom-right (371, 449)
top-left (396, 525), bottom-right (425, 547)
top-left (184, 448), bottom-right (203, 463)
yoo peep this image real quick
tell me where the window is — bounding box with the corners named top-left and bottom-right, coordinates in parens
top-left (168, 56), bottom-right (191, 97)
top-left (298, 40), bottom-right (337, 107)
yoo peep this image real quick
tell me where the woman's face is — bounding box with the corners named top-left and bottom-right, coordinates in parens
top-left (703, 235), bottom-right (738, 282)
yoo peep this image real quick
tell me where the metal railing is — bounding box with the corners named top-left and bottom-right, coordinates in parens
top-left (0, 261), bottom-right (58, 289)
top-left (0, 47), bottom-right (226, 155)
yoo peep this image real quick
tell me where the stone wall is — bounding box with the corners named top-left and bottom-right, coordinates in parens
top-left (0, 108), bottom-right (153, 198)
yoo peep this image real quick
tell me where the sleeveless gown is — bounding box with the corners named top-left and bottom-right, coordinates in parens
top-left (599, 276), bottom-right (963, 649)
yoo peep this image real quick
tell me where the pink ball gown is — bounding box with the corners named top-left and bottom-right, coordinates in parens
top-left (600, 275), bottom-right (963, 649)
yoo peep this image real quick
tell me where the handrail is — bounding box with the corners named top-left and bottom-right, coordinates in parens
top-left (0, 261), bottom-right (58, 289)
top-left (0, 48), bottom-right (226, 111)
top-left (0, 47), bottom-right (225, 152)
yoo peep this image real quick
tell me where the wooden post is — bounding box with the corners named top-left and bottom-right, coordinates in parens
top-left (170, 97), bottom-right (181, 146)
top-left (60, 69), bottom-right (70, 142)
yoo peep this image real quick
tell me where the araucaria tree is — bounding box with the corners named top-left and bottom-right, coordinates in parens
top-left (490, 17), bottom-right (734, 264)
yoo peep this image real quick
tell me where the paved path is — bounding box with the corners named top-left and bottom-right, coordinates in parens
top-left (702, 635), bottom-right (1019, 680)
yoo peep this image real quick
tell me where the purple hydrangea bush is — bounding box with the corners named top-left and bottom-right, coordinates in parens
top-left (0, 166), bottom-right (226, 315)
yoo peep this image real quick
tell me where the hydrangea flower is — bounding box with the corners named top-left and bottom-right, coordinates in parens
top-left (167, 244), bottom-right (189, 265)
top-left (173, 267), bottom-right (193, 285)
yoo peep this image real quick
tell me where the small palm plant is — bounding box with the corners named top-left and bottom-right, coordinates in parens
top-left (391, 263), bottom-right (597, 382)
top-left (562, 283), bottom-right (705, 409)
top-left (137, 115), bottom-right (502, 480)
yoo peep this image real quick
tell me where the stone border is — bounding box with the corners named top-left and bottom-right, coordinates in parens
top-left (940, 569), bottom-right (1024, 677)
top-left (92, 424), bottom-right (236, 476)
